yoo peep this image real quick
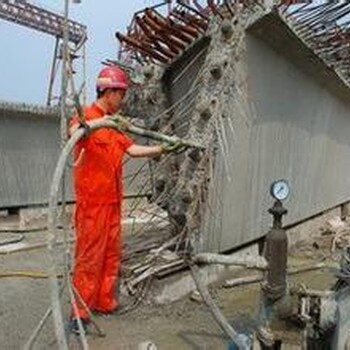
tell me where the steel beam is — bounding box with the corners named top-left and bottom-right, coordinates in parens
top-left (0, 0), bottom-right (86, 44)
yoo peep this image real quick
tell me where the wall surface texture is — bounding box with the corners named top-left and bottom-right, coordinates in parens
top-left (3, 14), bottom-right (350, 255)
top-left (0, 105), bottom-right (65, 208)
top-left (202, 28), bottom-right (350, 252)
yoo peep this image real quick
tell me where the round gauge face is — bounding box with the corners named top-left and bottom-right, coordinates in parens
top-left (270, 179), bottom-right (290, 201)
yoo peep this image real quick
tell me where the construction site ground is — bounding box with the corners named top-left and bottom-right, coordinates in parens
top-left (0, 210), bottom-right (345, 349)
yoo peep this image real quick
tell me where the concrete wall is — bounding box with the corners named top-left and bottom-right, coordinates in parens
top-left (0, 103), bottom-right (65, 208)
top-left (0, 102), bottom-right (148, 209)
top-left (202, 17), bottom-right (350, 252)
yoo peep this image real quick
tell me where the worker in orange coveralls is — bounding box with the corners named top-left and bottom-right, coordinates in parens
top-left (68, 66), bottom-right (180, 334)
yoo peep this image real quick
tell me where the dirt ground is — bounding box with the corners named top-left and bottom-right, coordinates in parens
top-left (0, 215), bottom-right (346, 350)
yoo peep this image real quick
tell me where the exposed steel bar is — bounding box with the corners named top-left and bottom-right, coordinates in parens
top-left (168, 10), bottom-right (207, 37)
top-left (279, 1), bottom-right (350, 86)
top-left (224, 0), bottom-right (235, 17)
top-left (116, 32), bottom-right (169, 64)
top-left (177, 0), bottom-right (209, 21)
top-left (193, 0), bottom-right (205, 12)
top-left (133, 1), bottom-right (169, 17)
top-left (147, 8), bottom-right (197, 41)
top-left (138, 17), bottom-right (183, 54)
top-left (135, 16), bottom-right (179, 58)
top-left (146, 9), bottom-right (194, 42)
top-left (143, 12), bottom-right (187, 50)
top-left (141, 34), bottom-right (178, 60)
top-left (171, 20), bottom-right (201, 39)
top-left (170, 10), bottom-right (206, 34)
top-left (171, 9), bottom-right (208, 32)
top-left (207, 0), bottom-right (224, 19)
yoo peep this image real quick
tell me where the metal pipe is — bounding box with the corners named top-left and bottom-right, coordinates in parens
top-left (172, 9), bottom-right (208, 31)
top-left (46, 37), bottom-right (60, 107)
top-left (137, 18), bottom-right (181, 56)
top-left (135, 17), bottom-right (179, 58)
top-left (138, 30), bottom-right (180, 58)
top-left (224, 0), bottom-right (235, 17)
top-left (143, 11), bottom-right (187, 50)
top-left (147, 8), bottom-right (197, 40)
top-left (207, 0), bottom-right (224, 19)
top-left (52, 0), bottom-right (70, 347)
top-left (262, 200), bottom-right (288, 302)
top-left (116, 32), bottom-right (170, 64)
top-left (177, 0), bottom-right (209, 21)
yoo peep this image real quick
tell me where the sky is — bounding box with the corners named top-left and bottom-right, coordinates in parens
top-left (0, 1), bottom-right (158, 105)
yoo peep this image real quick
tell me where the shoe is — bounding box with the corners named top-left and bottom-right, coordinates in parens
top-left (68, 317), bottom-right (89, 335)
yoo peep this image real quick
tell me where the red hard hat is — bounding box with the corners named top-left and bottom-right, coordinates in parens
top-left (96, 66), bottom-right (129, 91)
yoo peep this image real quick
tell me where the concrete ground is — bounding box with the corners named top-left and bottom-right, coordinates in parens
top-left (0, 208), bottom-right (347, 349)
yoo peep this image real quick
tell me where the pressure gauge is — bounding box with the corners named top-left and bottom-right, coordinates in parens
top-left (270, 179), bottom-right (290, 201)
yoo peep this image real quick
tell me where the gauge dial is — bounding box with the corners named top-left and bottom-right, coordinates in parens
top-left (270, 179), bottom-right (290, 201)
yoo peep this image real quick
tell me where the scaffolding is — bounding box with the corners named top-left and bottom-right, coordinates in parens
top-left (0, 0), bottom-right (87, 106)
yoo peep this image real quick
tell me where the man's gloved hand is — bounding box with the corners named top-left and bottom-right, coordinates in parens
top-left (161, 140), bottom-right (188, 154)
top-left (109, 115), bottom-right (132, 132)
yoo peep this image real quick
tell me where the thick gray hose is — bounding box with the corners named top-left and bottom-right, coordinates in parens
top-left (47, 116), bottom-right (199, 348)
top-left (189, 262), bottom-right (251, 349)
top-left (47, 118), bottom-right (132, 349)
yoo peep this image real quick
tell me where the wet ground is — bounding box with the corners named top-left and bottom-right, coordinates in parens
top-left (0, 218), bottom-right (344, 349)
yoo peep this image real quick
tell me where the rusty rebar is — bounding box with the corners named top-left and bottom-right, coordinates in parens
top-left (208, 0), bottom-right (224, 19)
top-left (177, 0), bottom-right (209, 21)
top-left (223, 0), bottom-right (235, 17)
top-left (143, 11), bottom-right (188, 50)
top-left (135, 17), bottom-right (179, 58)
top-left (146, 8), bottom-right (197, 41)
top-left (137, 22), bottom-right (183, 56)
top-left (116, 32), bottom-right (170, 64)
top-left (170, 10), bottom-right (208, 33)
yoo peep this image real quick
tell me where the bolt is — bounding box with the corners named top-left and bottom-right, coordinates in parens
top-left (142, 64), bottom-right (155, 80)
top-left (188, 148), bottom-right (201, 162)
top-left (210, 64), bottom-right (222, 80)
top-left (220, 19), bottom-right (234, 40)
top-left (197, 101), bottom-right (212, 120)
top-left (200, 107), bottom-right (212, 120)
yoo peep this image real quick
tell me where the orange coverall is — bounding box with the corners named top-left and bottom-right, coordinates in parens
top-left (70, 103), bottom-right (134, 319)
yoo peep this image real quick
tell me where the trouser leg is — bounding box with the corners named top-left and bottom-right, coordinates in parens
top-left (72, 202), bottom-right (109, 319)
top-left (94, 205), bottom-right (121, 312)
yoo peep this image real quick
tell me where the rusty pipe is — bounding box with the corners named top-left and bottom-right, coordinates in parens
top-left (135, 17), bottom-right (179, 58)
top-left (138, 16), bottom-right (184, 54)
top-left (177, 0), bottom-right (209, 21)
top-left (142, 12), bottom-right (187, 50)
top-left (152, 12), bottom-right (198, 39)
top-left (116, 32), bottom-right (169, 64)
top-left (169, 12), bottom-right (206, 35)
top-left (208, 0), bottom-right (224, 19)
top-left (129, 36), bottom-right (170, 63)
top-left (146, 8), bottom-right (198, 40)
top-left (168, 11), bottom-right (204, 36)
top-left (143, 9), bottom-right (191, 45)
top-left (141, 34), bottom-right (178, 60)
top-left (262, 200), bottom-right (288, 302)
top-left (171, 9), bottom-right (208, 32)
top-left (224, 0), bottom-right (235, 17)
